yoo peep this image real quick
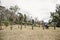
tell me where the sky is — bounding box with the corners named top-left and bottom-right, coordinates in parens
top-left (1, 0), bottom-right (60, 22)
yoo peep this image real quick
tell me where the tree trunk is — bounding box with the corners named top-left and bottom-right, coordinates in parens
top-left (39, 24), bottom-right (40, 27)
top-left (54, 26), bottom-right (56, 30)
top-left (18, 24), bottom-right (19, 29)
top-left (32, 24), bottom-right (34, 30)
top-left (20, 23), bottom-right (22, 30)
top-left (10, 25), bottom-right (13, 30)
top-left (43, 26), bottom-right (44, 30)
top-left (25, 24), bottom-right (26, 28)
top-left (42, 25), bottom-right (44, 30)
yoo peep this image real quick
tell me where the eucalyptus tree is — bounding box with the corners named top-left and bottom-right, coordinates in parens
top-left (32, 19), bottom-right (34, 30)
top-left (24, 14), bottom-right (27, 28)
top-left (9, 5), bottom-right (20, 13)
top-left (9, 15), bottom-right (13, 30)
top-left (3, 21), bottom-right (9, 27)
top-left (9, 5), bottom-right (20, 22)
top-left (50, 4), bottom-right (60, 29)
top-left (0, 6), bottom-right (5, 30)
top-left (0, 13), bottom-right (2, 30)
top-left (38, 21), bottom-right (40, 27)
top-left (41, 20), bottom-right (44, 30)
top-left (18, 12), bottom-right (23, 30)
top-left (50, 12), bottom-right (57, 30)
top-left (9, 5), bottom-right (20, 30)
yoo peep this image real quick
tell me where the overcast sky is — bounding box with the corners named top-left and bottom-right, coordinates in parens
top-left (1, 0), bottom-right (60, 22)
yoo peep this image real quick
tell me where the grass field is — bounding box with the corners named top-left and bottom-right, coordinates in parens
top-left (0, 25), bottom-right (60, 40)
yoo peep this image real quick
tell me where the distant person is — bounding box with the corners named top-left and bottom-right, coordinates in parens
top-left (44, 22), bottom-right (49, 29)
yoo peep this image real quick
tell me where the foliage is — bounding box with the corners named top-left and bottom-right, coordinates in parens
top-left (0, 5), bottom-right (39, 28)
top-left (50, 4), bottom-right (60, 27)
top-left (3, 21), bottom-right (9, 27)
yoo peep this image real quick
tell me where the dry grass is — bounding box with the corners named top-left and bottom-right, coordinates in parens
top-left (0, 25), bottom-right (60, 40)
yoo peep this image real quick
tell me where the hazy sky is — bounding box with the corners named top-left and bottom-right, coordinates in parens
top-left (1, 0), bottom-right (60, 22)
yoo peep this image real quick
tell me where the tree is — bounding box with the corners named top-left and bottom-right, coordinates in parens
top-left (50, 4), bottom-right (60, 29)
top-left (0, 19), bottom-right (2, 30)
top-left (9, 5), bottom-right (20, 13)
top-left (0, 6), bottom-right (5, 30)
top-left (9, 5), bottom-right (20, 30)
top-left (38, 21), bottom-right (40, 27)
top-left (41, 20), bottom-right (44, 30)
top-left (3, 21), bottom-right (9, 27)
top-left (24, 14), bottom-right (27, 28)
top-left (18, 12), bottom-right (23, 30)
top-left (32, 19), bottom-right (34, 30)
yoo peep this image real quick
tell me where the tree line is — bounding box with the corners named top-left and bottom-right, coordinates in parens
top-left (0, 3), bottom-right (60, 30)
top-left (49, 4), bottom-right (60, 29)
top-left (0, 5), bottom-right (41, 30)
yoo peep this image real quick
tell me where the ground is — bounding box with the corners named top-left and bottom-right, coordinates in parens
top-left (0, 25), bottom-right (60, 40)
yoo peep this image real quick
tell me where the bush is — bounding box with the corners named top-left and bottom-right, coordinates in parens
top-left (3, 21), bottom-right (9, 27)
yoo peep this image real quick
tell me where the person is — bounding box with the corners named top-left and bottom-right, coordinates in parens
top-left (44, 22), bottom-right (49, 29)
